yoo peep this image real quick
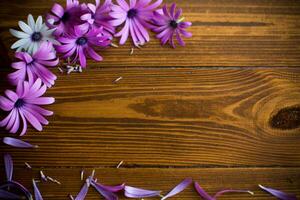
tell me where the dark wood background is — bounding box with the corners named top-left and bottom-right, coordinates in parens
top-left (0, 0), bottom-right (300, 199)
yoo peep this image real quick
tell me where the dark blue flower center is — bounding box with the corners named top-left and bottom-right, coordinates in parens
top-left (14, 99), bottom-right (24, 108)
top-left (169, 20), bottom-right (178, 28)
top-left (76, 37), bottom-right (88, 45)
top-left (31, 32), bottom-right (42, 41)
top-left (61, 12), bottom-right (70, 22)
top-left (127, 9), bottom-right (137, 18)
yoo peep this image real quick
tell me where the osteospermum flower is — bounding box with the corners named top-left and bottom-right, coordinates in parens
top-left (47, 0), bottom-right (87, 36)
top-left (152, 3), bottom-right (192, 48)
top-left (81, 0), bottom-right (115, 37)
top-left (8, 42), bottom-right (59, 88)
top-left (110, 0), bottom-right (162, 46)
top-left (9, 14), bottom-right (57, 54)
top-left (56, 25), bottom-right (111, 67)
top-left (0, 78), bottom-right (54, 136)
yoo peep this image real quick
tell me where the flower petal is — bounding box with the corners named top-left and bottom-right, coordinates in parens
top-left (259, 185), bottom-right (297, 200)
top-left (124, 186), bottom-right (161, 198)
top-left (91, 180), bottom-right (119, 200)
top-left (75, 182), bottom-right (89, 200)
top-left (194, 182), bottom-right (214, 200)
top-left (3, 137), bottom-right (38, 148)
top-left (9, 29), bottom-right (30, 39)
top-left (161, 178), bottom-right (192, 200)
top-left (32, 180), bottom-right (43, 200)
top-left (18, 21), bottom-right (33, 34)
top-left (4, 153), bottom-right (13, 182)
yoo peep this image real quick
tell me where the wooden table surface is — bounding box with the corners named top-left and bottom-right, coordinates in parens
top-left (0, 0), bottom-right (300, 199)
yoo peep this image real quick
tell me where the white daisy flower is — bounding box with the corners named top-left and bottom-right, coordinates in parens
top-left (9, 14), bottom-right (59, 54)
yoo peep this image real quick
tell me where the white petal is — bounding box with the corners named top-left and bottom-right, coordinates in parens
top-left (27, 14), bottom-right (35, 29)
top-left (18, 21), bottom-right (33, 34)
top-left (32, 42), bottom-right (39, 54)
top-left (47, 38), bottom-right (60, 45)
top-left (40, 24), bottom-right (49, 33)
top-left (27, 43), bottom-right (34, 54)
top-left (9, 29), bottom-right (29, 39)
top-left (47, 18), bottom-right (55, 25)
top-left (11, 38), bottom-right (29, 49)
top-left (35, 16), bottom-right (43, 31)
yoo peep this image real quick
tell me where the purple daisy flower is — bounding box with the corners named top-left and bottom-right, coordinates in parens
top-left (81, 0), bottom-right (115, 37)
top-left (46, 0), bottom-right (87, 36)
top-left (110, 0), bottom-right (162, 46)
top-left (8, 42), bottom-right (59, 88)
top-left (0, 78), bottom-right (54, 136)
top-left (152, 3), bottom-right (192, 48)
top-left (56, 25), bottom-right (111, 67)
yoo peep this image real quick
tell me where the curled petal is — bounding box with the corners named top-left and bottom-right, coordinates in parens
top-left (0, 180), bottom-right (33, 200)
top-left (124, 186), bottom-right (161, 198)
top-left (194, 182), bottom-right (214, 200)
top-left (213, 189), bottom-right (253, 198)
top-left (0, 189), bottom-right (23, 199)
top-left (259, 185), bottom-right (297, 200)
top-left (3, 137), bottom-right (38, 148)
top-left (161, 178), bottom-right (192, 200)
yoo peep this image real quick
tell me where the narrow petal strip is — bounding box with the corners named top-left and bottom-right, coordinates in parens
top-left (162, 178), bottom-right (192, 200)
top-left (194, 182), bottom-right (214, 200)
top-left (4, 153), bottom-right (13, 181)
top-left (3, 137), bottom-right (38, 148)
top-left (32, 180), bottom-right (43, 200)
top-left (124, 186), bottom-right (161, 198)
top-left (259, 185), bottom-right (297, 200)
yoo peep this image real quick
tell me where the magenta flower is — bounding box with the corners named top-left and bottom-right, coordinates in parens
top-left (0, 78), bottom-right (54, 136)
top-left (46, 0), bottom-right (87, 36)
top-left (8, 42), bottom-right (59, 88)
top-left (110, 0), bottom-right (162, 46)
top-left (81, 0), bottom-right (115, 37)
top-left (152, 3), bottom-right (192, 48)
top-left (56, 25), bottom-right (111, 67)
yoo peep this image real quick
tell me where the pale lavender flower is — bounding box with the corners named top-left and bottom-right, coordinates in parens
top-left (8, 42), bottom-right (59, 88)
top-left (46, 0), bottom-right (87, 36)
top-left (81, 0), bottom-right (115, 37)
top-left (0, 78), bottom-right (54, 135)
top-left (56, 25), bottom-right (111, 67)
top-left (152, 3), bottom-right (192, 48)
top-left (259, 184), bottom-right (297, 200)
top-left (3, 137), bottom-right (38, 148)
top-left (110, 0), bottom-right (162, 46)
top-left (9, 14), bottom-right (57, 54)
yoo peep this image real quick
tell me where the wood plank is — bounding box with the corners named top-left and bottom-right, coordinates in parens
top-left (0, 167), bottom-right (299, 199)
top-left (1, 68), bottom-right (299, 167)
top-left (0, 0), bottom-right (299, 67)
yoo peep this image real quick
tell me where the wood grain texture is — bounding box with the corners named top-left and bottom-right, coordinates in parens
top-left (0, 0), bottom-right (300, 199)
top-left (1, 68), bottom-right (299, 167)
top-left (0, 0), bottom-right (300, 67)
top-left (0, 168), bottom-right (299, 200)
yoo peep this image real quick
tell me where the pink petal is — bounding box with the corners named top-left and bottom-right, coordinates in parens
top-left (22, 108), bottom-right (43, 131)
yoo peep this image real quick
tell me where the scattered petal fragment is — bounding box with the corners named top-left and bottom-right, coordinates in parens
top-left (259, 185), bottom-right (297, 200)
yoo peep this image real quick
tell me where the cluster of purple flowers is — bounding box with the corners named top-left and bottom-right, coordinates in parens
top-left (1, 0), bottom-right (192, 136)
